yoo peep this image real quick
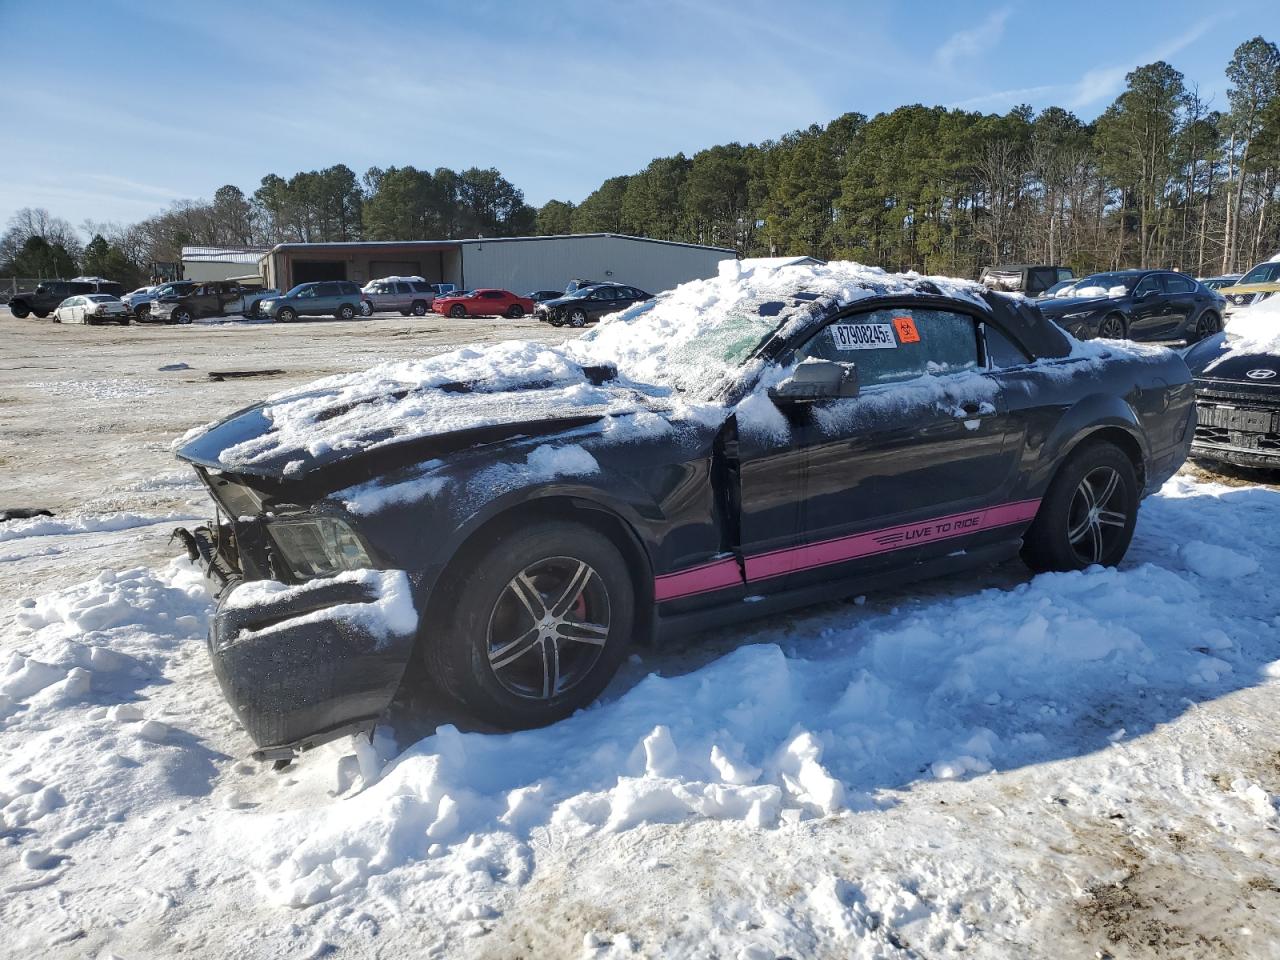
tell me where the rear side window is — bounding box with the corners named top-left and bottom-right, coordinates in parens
top-left (983, 323), bottom-right (1031, 367)
top-left (1165, 275), bottom-right (1194, 293)
top-left (796, 308), bottom-right (980, 386)
top-left (410, 282), bottom-right (431, 293)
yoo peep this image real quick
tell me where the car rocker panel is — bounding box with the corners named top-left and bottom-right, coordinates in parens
top-left (174, 266), bottom-right (1195, 759)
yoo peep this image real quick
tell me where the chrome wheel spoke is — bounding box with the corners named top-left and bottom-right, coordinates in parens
top-left (1068, 513), bottom-right (1093, 543)
top-left (1097, 509), bottom-right (1127, 527)
top-left (541, 637), bottom-right (560, 698)
top-left (1089, 522), bottom-right (1104, 563)
top-left (509, 573), bottom-right (546, 620)
top-left (489, 627), bottom-right (542, 670)
top-left (549, 561), bottom-right (592, 618)
top-left (557, 620), bottom-right (609, 645)
top-left (1094, 469), bottom-right (1119, 508)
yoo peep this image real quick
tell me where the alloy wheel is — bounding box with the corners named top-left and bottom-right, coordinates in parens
top-left (1196, 313), bottom-right (1219, 339)
top-left (1099, 315), bottom-right (1125, 339)
top-left (1066, 466), bottom-right (1128, 565)
top-left (569, 309), bottom-right (587, 327)
top-left (486, 557), bottom-right (611, 700)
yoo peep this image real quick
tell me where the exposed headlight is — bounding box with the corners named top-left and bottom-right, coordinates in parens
top-left (265, 516), bottom-right (372, 579)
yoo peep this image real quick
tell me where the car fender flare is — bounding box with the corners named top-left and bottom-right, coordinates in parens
top-left (1038, 392), bottom-right (1150, 493)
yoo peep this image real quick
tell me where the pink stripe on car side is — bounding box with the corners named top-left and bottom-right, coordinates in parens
top-left (654, 498), bottom-right (1042, 601)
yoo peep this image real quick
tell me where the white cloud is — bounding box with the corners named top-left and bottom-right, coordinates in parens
top-left (935, 7), bottom-right (1012, 69)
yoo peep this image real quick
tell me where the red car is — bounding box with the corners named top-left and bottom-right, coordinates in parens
top-left (432, 288), bottom-right (534, 319)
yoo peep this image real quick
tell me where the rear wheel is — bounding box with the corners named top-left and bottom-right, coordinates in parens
top-left (1192, 311), bottom-right (1221, 341)
top-left (425, 520), bottom-right (635, 728)
top-left (568, 308), bottom-right (588, 328)
top-left (411, 300), bottom-right (428, 316)
top-left (1098, 313), bottom-right (1127, 339)
top-left (506, 304), bottom-right (525, 319)
top-left (450, 304), bottom-right (467, 318)
top-left (337, 303), bottom-right (356, 321)
top-left (1021, 441), bottom-right (1139, 573)
top-left (33, 310), bottom-right (49, 319)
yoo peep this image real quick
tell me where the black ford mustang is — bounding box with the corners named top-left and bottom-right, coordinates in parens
top-left (174, 265), bottom-right (1195, 760)
top-left (1038, 269), bottom-right (1226, 343)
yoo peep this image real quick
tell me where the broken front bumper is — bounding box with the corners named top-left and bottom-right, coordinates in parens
top-left (208, 574), bottom-right (418, 761)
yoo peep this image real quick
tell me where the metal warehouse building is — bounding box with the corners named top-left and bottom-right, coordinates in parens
top-left (257, 234), bottom-right (735, 296)
top-left (181, 245), bottom-right (270, 282)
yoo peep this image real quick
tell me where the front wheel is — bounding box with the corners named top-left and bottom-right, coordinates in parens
top-left (33, 310), bottom-right (49, 319)
top-left (277, 307), bottom-right (297, 323)
top-left (1021, 441), bottom-right (1139, 573)
top-left (9, 302), bottom-right (30, 319)
top-left (449, 304), bottom-right (467, 318)
top-left (173, 309), bottom-right (192, 325)
top-left (425, 520), bottom-right (635, 728)
top-left (361, 300), bottom-right (374, 317)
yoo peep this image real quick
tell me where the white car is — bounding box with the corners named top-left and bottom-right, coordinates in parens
top-left (54, 294), bottom-right (131, 325)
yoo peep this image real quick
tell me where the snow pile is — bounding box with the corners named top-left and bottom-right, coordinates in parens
top-left (1223, 292), bottom-right (1280, 352)
top-left (2, 477), bottom-right (1279, 955)
top-left (0, 511), bottom-right (199, 545)
top-left (200, 261), bottom-right (988, 472)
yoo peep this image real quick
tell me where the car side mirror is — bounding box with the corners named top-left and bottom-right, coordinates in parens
top-left (769, 360), bottom-right (859, 404)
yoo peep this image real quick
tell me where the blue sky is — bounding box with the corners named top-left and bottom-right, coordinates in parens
top-left (0, 0), bottom-right (1271, 233)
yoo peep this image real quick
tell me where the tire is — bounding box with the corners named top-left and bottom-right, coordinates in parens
top-left (449, 304), bottom-right (467, 318)
top-left (1192, 311), bottom-right (1221, 342)
top-left (337, 303), bottom-right (356, 321)
top-left (9, 302), bottom-right (30, 319)
top-left (568, 308), bottom-right (588, 328)
top-left (411, 300), bottom-right (428, 317)
top-left (277, 307), bottom-right (297, 324)
top-left (173, 308), bottom-right (192, 325)
top-left (1097, 313), bottom-right (1127, 339)
top-left (548, 314), bottom-right (565, 327)
top-left (118, 316), bottom-right (130, 325)
top-left (33, 310), bottom-right (49, 319)
top-left (136, 303), bottom-right (151, 321)
top-left (361, 300), bottom-right (374, 317)
top-left (506, 304), bottom-right (525, 319)
top-left (425, 520), bottom-right (635, 728)
top-left (1021, 441), bottom-right (1139, 573)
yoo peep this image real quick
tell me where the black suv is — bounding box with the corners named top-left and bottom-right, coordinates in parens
top-left (8, 279), bottom-right (126, 319)
top-left (535, 282), bottom-right (653, 327)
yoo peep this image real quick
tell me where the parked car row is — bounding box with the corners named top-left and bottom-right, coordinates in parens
top-left (6, 277), bottom-right (125, 318)
top-left (1036, 269), bottom-right (1227, 344)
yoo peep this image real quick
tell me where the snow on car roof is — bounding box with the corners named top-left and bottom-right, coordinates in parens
top-left (192, 261), bottom-right (993, 473)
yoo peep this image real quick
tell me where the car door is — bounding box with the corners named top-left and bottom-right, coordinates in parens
top-left (588, 286), bottom-right (618, 319)
top-left (1127, 273), bottom-right (1171, 340)
top-left (733, 304), bottom-right (1024, 592)
top-left (1160, 273), bottom-right (1198, 334)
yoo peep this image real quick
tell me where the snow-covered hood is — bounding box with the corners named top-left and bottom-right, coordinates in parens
top-left (175, 343), bottom-right (675, 481)
top-left (1186, 298), bottom-right (1280, 386)
top-left (175, 260), bottom-right (991, 483)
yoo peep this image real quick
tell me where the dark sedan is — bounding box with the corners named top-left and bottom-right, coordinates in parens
top-left (1184, 316), bottom-right (1280, 470)
top-left (1038, 269), bottom-right (1225, 343)
top-left (535, 282), bottom-right (652, 327)
top-left (173, 266), bottom-right (1194, 760)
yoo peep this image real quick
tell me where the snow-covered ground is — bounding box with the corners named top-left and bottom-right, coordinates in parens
top-left (2, 310), bottom-right (1279, 959)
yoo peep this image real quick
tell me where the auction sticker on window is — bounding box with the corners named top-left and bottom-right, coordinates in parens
top-left (830, 323), bottom-right (898, 350)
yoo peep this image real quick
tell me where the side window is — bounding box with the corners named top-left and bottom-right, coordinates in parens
top-left (593, 287), bottom-right (617, 300)
top-left (1133, 275), bottom-right (1164, 298)
top-left (795, 308), bottom-right (980, 387)
top-left (410, 282), bottom-right (431, 293)
top-left (1165, 275), bottom-right (1194, 294)
top-left (483, 290), bottom-right (503, 299)
top-left (983, 324), bottom-right (1031, 368)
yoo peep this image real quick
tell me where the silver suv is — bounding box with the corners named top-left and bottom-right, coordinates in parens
top-left (362, 277), bottom-right (456, 316)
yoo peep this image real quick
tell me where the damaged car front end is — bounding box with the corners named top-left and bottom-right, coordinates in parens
top-left (173, 456), bottom-right (419, 762)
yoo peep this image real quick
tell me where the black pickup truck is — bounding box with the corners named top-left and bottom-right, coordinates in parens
top-left (7, 278), bottom-right (125, 318)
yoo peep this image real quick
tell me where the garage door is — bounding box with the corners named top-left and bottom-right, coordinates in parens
top-left (369, 260), bottom-right (423, 280)
top-left (291, 260), bottom-right (346, 284)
